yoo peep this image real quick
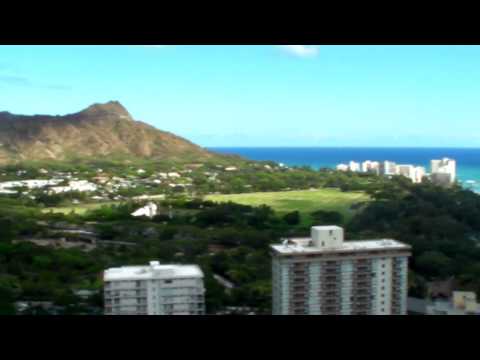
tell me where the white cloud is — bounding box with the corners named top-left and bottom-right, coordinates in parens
top-left (278, 45), bottom-right (320, 58)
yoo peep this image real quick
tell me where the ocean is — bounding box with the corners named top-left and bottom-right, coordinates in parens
top-left (209, 147), bottom-right (480, 193)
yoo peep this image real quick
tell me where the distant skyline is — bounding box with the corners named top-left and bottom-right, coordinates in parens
top-left (1, 45), bottom-right (480, 148)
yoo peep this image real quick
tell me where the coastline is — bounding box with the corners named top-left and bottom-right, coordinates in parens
top-left (209, 147), bottom-right (480, 193)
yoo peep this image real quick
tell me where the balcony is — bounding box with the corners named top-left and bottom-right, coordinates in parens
top-left (321, 275), bottom-right (340, 282)
top-left (321, 307), bottom-right (340, 314)
top-left (321, 284), bottom-right (339, 292)
top-left (352, 289), bottom-right (371, 297)
top-left (293, 287), bottom-right (307, 293)
top-left (323, 271), bottom-right (340, 277)
top-left (356, 259), bottom-right (370, 265)
top-left (352, 304), bottom-right (371, 311)
top-left (352, 297), bottom-right (370, 304)
top-left (355, 266), bottom-right (372, 272)
top-left (354, 274), bottom-right (369, 281)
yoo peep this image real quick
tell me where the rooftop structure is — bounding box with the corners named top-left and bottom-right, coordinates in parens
top-left (104, 261), bottom-right (203, 282)
top-left (271, 226), bottom-right (410, 255)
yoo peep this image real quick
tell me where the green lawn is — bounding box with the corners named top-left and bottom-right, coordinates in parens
top-left (205, 188), bottom-right (370, 225)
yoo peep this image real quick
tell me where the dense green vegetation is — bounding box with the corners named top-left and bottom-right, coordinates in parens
top-left (2, 159), bottom-right (480, 314)
top-left (349, 178), bottom-right (480, 297)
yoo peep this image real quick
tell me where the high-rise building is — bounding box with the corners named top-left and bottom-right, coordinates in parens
top-left (103, 261), bottom-right (205, 315)
top-left (396, 164), bottom-right (416, 183)
top-left (361, 161), bottom-right (380, 174)
top-left (414, 166), bottom-right (426, 184)
top-left (271, 226), bottom-right (411, 315)
top-left (431, 158), bottom-right (456, 184)
top-left (380, 161), bottom-right (398, 176)
top-left (349, 161), bottom-right (361, 172)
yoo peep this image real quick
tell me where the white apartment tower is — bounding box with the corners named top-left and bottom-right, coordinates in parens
top-left (362, 161), bottom-right (380, 174)
top-left (396, 164), bottom-right (416, 183)
top-left (431, 158), bottom-right (456, 184)
top-left (349, 161), bottom-right (361, 172)
top-left (103, 261), bottom-right (205, 315)
top-left (271, 226), bottom-right (411, 315)
top-left (414, 166), bottom-right (426, 184)
top-left (380, 161), bottom-right (398, 176)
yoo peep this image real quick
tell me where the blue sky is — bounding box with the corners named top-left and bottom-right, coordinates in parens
top-left (1, 45), bottom-right (480, 147)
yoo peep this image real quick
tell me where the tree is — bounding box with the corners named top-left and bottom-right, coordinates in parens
top-left (283, 211), bottom-right (300, 225)
top-left (310, 210), bottom-right (344, 225)
top-left (415, 251), bottom-right (453, 279)
top-left (0, 218), bottom-right (16, 243)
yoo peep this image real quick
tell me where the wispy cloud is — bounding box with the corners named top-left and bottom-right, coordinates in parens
top-left (0, 74), bottom-right (70, 91)
top-left (278, 45), bottom-right (320, 58)
top-left (44, 84), bottom-right (72, 91)
top-left (0, 75), bottom-right (31, 86)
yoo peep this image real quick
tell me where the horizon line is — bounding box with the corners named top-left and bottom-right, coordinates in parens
top-left (206, 146), bottom-right (480, 149)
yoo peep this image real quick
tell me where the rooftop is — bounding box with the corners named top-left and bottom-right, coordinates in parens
top-left (271, 237), bottom-right (410, 255)
top-left (104, 261), bottom-right (204, 281)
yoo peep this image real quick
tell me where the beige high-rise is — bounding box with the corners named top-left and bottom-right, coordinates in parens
top-left (271, 226), bottom-right (411, 315)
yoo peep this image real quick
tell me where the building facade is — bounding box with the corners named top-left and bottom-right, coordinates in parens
top-left (414, 166), bottom-right (426, 184)
top-left (380, 161), bottom-right (398, 176)
top-left (397, 164), bottom-right (415, 183)
top-left (362, 161), bottom-right (380, 174)
top-left (104, 261), bottom-right (205, 315)
top-left (271, 226), bottom-right (411, 315)
top-left (431, 158), bottom-right (456, 184)
top-left (349, 161), bottom-right (361, 172)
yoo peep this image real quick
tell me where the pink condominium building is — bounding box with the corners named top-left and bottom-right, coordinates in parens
top-left (271, 226), bottom-right (411, 315)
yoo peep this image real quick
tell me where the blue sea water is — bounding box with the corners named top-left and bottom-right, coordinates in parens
top-left (209, 147), bottom-right (480, 193)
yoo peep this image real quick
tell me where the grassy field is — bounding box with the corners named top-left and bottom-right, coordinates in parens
top-left (205, 188), bottom-right (370, 225)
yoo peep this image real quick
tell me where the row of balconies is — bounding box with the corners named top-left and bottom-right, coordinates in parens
top-left (104, 292), bottom-right (147, 299)
top-left (104, 282), bottom-right (147, 289)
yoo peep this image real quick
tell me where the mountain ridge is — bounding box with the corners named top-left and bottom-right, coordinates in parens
top-left (0, 101), bottom-right (221, 164)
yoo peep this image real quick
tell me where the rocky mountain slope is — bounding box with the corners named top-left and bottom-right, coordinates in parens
top-left (0, 101), bottom-right (220, 164)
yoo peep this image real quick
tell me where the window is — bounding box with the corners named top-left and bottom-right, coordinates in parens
top-left (165, 280), bottom-right (173, 284)
top-left (329, 230), bottom-right (333, 235)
